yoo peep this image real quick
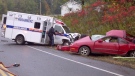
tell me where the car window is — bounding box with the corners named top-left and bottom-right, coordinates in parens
top-left (118, 38), bottom-right (128, 44)
top-left (102, 37), bottom-right (118, 43)
top-left (102, 37), bottom-right (111, 42)
top-left (109, 37), bottom-right (118, 43)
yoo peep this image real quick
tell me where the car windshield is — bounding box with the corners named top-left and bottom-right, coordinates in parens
top-left (62, 26), bottom-right (71, 33)
top-left (126, 33), bottom-right (135, 42)
top-left (91, 35), bottom-right (105, 41)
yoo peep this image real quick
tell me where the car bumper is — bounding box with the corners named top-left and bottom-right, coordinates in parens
top-left (56, 45), bottom-right (79, 53)
top-left (69, 46), bottom-right (79, 53)
top-left (57, 45), bottom-right (70, 51)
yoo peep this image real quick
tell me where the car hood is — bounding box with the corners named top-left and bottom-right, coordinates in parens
top-left (74, 36), bottom-right (91, 43)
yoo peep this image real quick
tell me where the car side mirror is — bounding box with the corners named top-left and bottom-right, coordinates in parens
top-left (98, 39), bottom-right (103, 43)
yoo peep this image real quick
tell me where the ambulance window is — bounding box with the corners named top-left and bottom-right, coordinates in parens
top-left (44, 21), bottom-right (47, 26)
top-left (54, 25), bottom-right (64, 33)
top-left (62, 26), bottom-right (70, 33)
top-left (34, 22), bottom-right (40, 29)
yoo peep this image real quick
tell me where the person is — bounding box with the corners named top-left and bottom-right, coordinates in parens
top-left (47, 27), bottom-right (56, 47)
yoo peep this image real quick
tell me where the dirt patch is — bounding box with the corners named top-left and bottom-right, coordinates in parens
top-left (1, 40), bottom-right (8, 42)
top-left (0, 51), bottom-right (4, 52)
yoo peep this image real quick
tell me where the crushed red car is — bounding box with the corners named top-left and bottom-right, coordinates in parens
top-left (69, 30), bottom-right (135, 57)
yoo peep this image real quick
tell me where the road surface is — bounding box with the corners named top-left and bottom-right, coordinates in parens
top-left (0, 25), bottom-right (135, 76)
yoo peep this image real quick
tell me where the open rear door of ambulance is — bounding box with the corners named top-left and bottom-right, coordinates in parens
top-left (41, 21), bottom-right (49, 44)
top-left (1, 14), bottom-right (7, 37)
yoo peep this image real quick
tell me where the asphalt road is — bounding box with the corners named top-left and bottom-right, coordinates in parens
top-left (0, 26), bottom-right (135, 76)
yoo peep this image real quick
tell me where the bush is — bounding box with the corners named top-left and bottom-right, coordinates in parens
top-left (61, 0), bottom-right (135, 36)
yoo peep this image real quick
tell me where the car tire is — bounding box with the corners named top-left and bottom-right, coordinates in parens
top-left (79, 46), bottom-right (91, 56)
top-left (129, 51), bottom-right (135, 57)
top-left (15, 35), bottom-right (25, 45)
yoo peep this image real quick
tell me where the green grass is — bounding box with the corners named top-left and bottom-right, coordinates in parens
top-left (88, 56), bottom-right (135, 69)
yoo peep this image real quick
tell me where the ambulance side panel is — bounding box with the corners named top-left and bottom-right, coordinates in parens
top-left (28, 15), bottom-right (43, 43)
top-left (5, 15), bottom-right (14, 39)
top-left (11, 14), bottom-right (32, 42)
top-left (11, 14), bottom-right (43, 43)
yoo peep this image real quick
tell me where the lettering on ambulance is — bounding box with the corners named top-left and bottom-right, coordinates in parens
top-left (13, 26), bottom-right (27, 31)
top-left (18, 18), bottom-right (33, 23)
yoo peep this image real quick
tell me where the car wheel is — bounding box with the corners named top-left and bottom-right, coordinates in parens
top-left (129, 51), bottom-right (135, 57)
top-left (63, 41), bottom-right (70, 46)
top-left (15, 35), bottom-right (25, 45)
top-left (79, 46), bottom-right (91, 56)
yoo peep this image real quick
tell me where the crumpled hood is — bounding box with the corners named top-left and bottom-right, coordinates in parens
top-left (66, 33), bottom-right (80, 39)
top-left (74, 36), bottom-right (91, 43)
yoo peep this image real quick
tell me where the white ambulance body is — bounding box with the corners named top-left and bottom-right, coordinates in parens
top-left (3, 11), bottom-right (72, 45)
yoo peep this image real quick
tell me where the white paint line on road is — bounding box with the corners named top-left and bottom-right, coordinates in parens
top-left (27, 46), bottom-right (124, 76)
top-left (113, 57), bottom-right (135, 59)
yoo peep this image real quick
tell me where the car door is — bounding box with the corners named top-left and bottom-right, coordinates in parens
top-left (93, 36), bottom-right (119, 54)
top-left (117, 38), bottom-right (130, 54)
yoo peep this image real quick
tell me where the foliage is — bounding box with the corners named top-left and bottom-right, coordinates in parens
top-left (61, 0), bottom-right (135, 36)
top-left (0, 0), bottom-right (69, 17)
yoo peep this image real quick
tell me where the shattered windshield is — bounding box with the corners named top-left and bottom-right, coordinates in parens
top-left (62, 26), bottom-right (71, 33)
top-left (126, 33), bottom-right (135, 42)
top-left (91, 35), bottom-right (105, 41)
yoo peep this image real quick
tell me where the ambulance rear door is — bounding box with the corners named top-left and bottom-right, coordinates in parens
top-left (30, 20), bottom-right (43, 43)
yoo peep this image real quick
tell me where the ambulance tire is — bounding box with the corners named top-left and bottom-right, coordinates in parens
top-left (15, 35), bottom-right (25, 45)
top-left (62, 41), bottom-right (70, 46)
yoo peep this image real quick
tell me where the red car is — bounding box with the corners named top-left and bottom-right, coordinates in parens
top-left (69, 30), bottom-right (135, 57)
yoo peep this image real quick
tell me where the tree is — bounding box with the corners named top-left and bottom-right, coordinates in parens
top-left (0, 0), bottom-right (7, 15)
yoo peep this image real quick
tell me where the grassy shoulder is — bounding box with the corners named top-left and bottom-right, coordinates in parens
top-left (87, 55), bottom-right (135, 69)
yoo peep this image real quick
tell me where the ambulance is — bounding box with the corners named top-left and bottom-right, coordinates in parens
top-left (1, 11), bottom-right (76, 45)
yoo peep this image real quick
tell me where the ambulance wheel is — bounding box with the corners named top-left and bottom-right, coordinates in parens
top-left (15, 35), bottom-right (25, 45)
top-left (63, 41), bottom-right (70, 46)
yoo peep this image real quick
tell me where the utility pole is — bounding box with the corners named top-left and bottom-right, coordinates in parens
top-left (51, 0), bottom-right (53, 15)
top-left (40, 0), bottom-right (41, 15)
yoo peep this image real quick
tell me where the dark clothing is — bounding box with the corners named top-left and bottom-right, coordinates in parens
top-left (48, 27), bottom-right (55, 46)
top-left (48, 27), bottom-right (55, 36)
top-left (48, 35), bottom-right (54, 46)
